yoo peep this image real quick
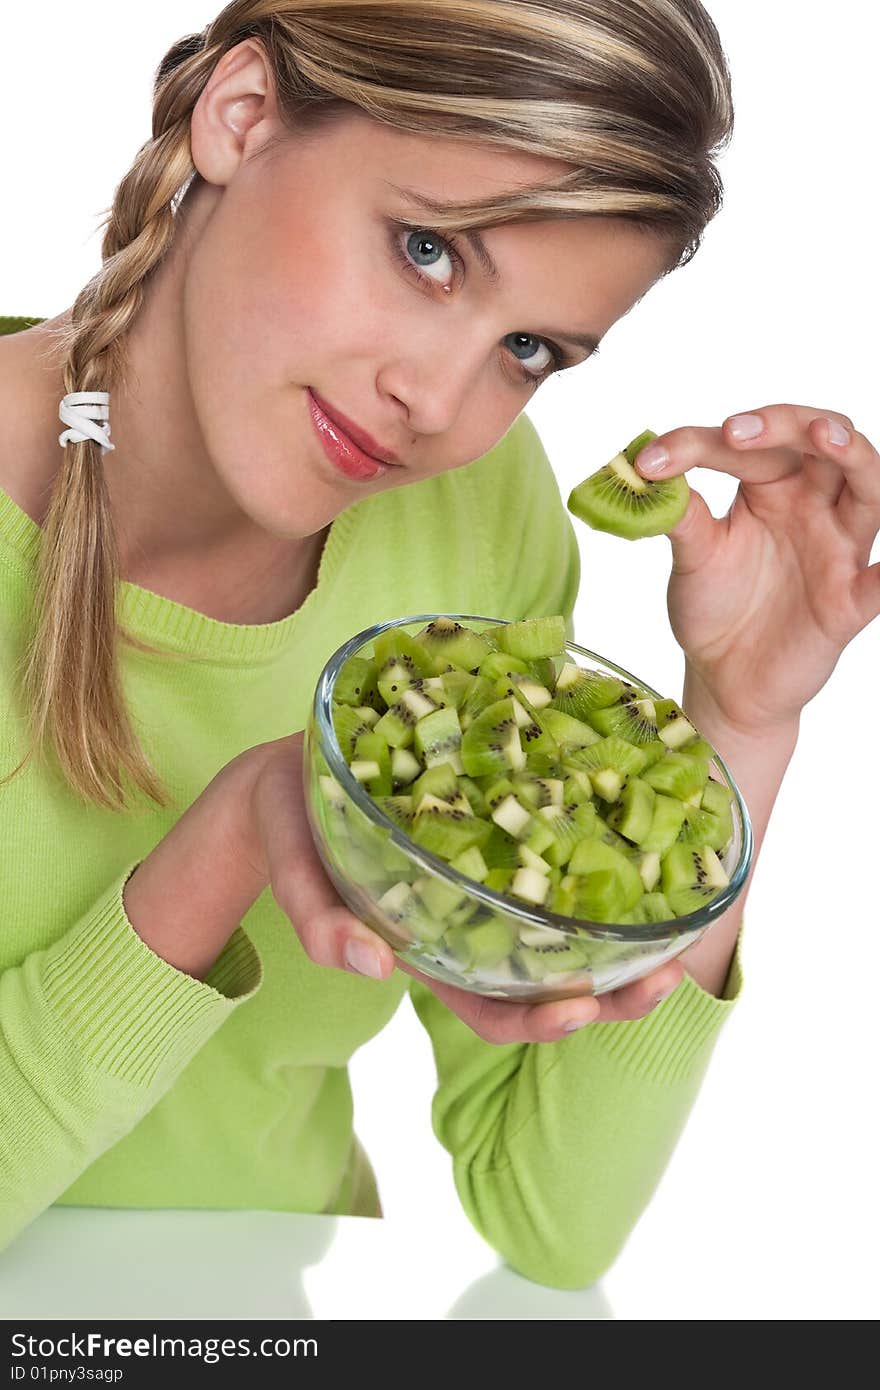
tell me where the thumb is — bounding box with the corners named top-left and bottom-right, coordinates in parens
top-left (666, 483), bottom-right (720, 577)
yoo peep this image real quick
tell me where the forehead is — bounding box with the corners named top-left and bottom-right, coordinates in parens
top-left (306, 107), bottom-right (579, 195)
top-left (289, 109), bottom-right (676, 322)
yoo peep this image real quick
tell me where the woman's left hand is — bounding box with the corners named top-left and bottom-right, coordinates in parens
top-left (634, 403), bottom-right (880, 735)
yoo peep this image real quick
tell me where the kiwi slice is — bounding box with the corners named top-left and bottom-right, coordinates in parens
top-left (567, 429), bottom-right (690, 540)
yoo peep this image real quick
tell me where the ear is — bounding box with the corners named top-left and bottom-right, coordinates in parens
top-left (189, 38), bottom-right (283, 186)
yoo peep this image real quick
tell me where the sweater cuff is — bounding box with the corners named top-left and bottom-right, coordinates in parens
top-left (40, 860), bottom-right (263, 1091)
top-left (585, 913), bottom-right (746, 1086)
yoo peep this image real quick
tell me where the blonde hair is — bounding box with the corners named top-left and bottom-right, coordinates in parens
top-left (2, 0), bottom-right (734, 813)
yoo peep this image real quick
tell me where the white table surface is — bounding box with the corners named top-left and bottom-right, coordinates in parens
top-left (0, 1208), bottom-right (612, 1321)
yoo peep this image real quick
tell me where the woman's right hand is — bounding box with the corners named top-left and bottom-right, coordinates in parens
top-left (240, 732), bottom-right (686, 1045)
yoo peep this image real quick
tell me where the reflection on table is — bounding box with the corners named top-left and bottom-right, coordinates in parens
top-left (0, 1209), bottom-right (612, 1320)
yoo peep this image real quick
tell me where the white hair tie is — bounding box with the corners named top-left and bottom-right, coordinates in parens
top-left (58, 392), bottom-right (115, 454)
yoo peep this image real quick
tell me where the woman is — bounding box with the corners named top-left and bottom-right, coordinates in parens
top-left (1, 1), bottom-right (876, 1289)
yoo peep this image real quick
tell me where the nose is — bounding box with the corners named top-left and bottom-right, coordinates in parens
top-left (381, 323), bottom-right (496, 440)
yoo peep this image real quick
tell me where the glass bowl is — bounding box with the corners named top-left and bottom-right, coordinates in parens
top-left (304, 614), bottom-right (753, 1003)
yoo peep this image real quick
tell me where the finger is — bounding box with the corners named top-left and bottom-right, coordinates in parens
top-left (590, 962), bottom-right (686, 1023)
top-left (813, 416), bottom-right (880, 553)
top-left (256, 748), bottom-right (396, 980)
top-left (721, 405), bottom-right (880, 522)
top-left (634, 421), bottom-right (799, 488)
top-left (396, 959), bottom-right (601, 1043)
top-left (633, 405), bottom-right (858, 492)
top-left (665, 482), bottom-right (723, 579)
top-left (850, 558), bottom-right (880, 633)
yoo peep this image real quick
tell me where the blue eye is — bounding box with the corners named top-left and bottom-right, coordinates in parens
top-left (390, 222), bottom-right (568, 388)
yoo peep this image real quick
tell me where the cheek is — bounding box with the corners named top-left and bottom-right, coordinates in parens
top-left (180, 205), bottom-right (327, 469)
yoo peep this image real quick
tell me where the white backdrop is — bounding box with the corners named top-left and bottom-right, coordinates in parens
top-left (1, 2), bottom-right (877, 1319)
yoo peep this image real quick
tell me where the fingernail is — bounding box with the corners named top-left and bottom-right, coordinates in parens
top-left (727, 413), bottom-right (764, 441)
top-left (345, 939), bottom-right (384, 979)
top-left (562, 1007), bottom-right (597, 1033)
top-left (825, 418), bottom-right (850, 447)
top-left (653, 979), bottom-right (680, 1007)
top-left (636, 443), bottom-right (669, 475)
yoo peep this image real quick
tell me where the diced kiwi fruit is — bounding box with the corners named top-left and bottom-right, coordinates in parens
top-left (494, 615), bottom-right (567, 661)
top-left (444, 917), bottom-right (518, 970)
top-left (605, 776), bottom-right (656, 846)
top-left (641, 750), bottom-right (707, 800)
top-left (414, 703), bottom-right (464, 772)
top-left (460, 698), bottom-right (526, 778)
top-left (414, 617), bottom-right (494, 674)
top-left (567, 429), bottom-right (691, 540)
top-left (327, 615), bottom-right (737, 983)
top-left (334, 655), bottom-right (382, 709)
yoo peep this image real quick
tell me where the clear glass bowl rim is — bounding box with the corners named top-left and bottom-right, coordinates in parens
top-left (311, 613), bottom-right (754, 944)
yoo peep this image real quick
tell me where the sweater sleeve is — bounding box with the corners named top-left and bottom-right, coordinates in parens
top-left (407, 412), bottom-right (745, 1289)
top-left (0, 860), bottom-right (262, 1253)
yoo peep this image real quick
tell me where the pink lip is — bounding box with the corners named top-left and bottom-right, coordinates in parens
top-left (308, 388), bottom-right (402, 467)
top-left (308, 391), bottom-right (389, 482)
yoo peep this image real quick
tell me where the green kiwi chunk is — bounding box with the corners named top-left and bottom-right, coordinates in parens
top-left (332, 703), bottom-right (377, 761)
top-left (640, 793), bottom-right (687, 853)
top-left (551, 663), bottom-right (624, 720)
top-left (567, 839), bottom-right (644, 916)
top-left (677, 803), bottom-right (729, 852)
top-left (444, 917), bottom-right (517, 970)
top-left (605, 776), bottom-right (657, 846)
top-left (408, 799), bottom-right (493, 860)
top-left (563, 735), bottom-right (649, 802)
top-left (373, 629), bottom-right (436, 678)
top-left (617, 891), bottom-right (675, 925)
top-left (588, 696), bottom-right (661, 746)
top-left (460, 698), bottom-right (525, 778)
top-left (414, 703), bottom-right (463, 771)
top-left (567, 429), bottom-right (690, 540)
top-left (334, 656), bottom-right (382, 709)
top-left (410, 762), bottom-right (459, 809)
top-left (641, 750), bottom-right (708, 800)
top-left (414, 617), bottom-right (494, 674)
top-left (515, 936), bottom-right (590, 981)
top-left (660, 843), bottom-right (730, 900)
top-left (351, 731), bottom-right (393, 797)
top-left (495, 615), bottom-right (567, 661)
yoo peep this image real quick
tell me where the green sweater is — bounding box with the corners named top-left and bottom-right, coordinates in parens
top-left (0, 317), bottom-right (743, 1288)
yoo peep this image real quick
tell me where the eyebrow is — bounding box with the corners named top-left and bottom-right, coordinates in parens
top-left (386, 182), bottom-right (603, 357)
